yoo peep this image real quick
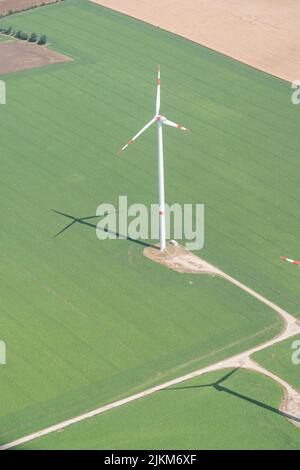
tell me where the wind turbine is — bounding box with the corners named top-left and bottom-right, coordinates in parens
top-left (118, 66), bottom-right (189, 252)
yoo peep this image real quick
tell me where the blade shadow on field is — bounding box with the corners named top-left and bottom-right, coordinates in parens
top-left (166, 368), bottom-right (300, 425)
top-left (51, 209), bottom-right (151, 248)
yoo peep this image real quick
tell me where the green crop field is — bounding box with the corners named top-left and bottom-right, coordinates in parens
top-left (15, 368), bottom-right (300, 450)
top-left (0, 0), bottom-right (300, 449)
top-left (254, 335), bottom-right (300, 391)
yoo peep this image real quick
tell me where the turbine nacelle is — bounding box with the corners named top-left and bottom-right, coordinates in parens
top-left (155, 114), bottom-right (189, 131)
top-left (118, 67), bottom-right (190, 154)
top-left (155, 114), bottom-right (167, 121)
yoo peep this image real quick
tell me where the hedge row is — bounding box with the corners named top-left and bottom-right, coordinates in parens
top-left (0, 26), bottom-right (46, 45)
top-left (0, 0), bottom-right (65, 19)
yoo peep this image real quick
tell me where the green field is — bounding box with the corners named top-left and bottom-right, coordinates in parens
top-left (254, 335), bottom-right (300, 391)
top-left (0, 0), bottom-right (300, 448)
top-left (15, 368), bottom-right (300, 450)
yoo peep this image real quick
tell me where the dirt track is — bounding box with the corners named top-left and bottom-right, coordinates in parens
top-left (91, 0), bottom-right (300, 83)
top-left (1, 246), bottom-right (299, 450)
top-left (144, 243), bottom-right (300, 426)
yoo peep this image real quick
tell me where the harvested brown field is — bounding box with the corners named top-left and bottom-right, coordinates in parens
top-left (0, 40), bottom-right (71, 74)
top-left (91, 0), bottom-right (300, 83)
top-left (0, 0), bottom-right (61, 15)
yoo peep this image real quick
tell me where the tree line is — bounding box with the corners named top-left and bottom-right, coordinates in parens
top-left (0, 1), bottom-right (65, 19)
top-left (0, 25), bottom-right (46, 45)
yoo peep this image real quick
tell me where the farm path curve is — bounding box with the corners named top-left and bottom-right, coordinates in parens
top-left (1, 249), bottom-right (300, 450)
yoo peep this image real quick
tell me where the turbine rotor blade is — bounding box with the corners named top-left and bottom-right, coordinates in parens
top-left (156, 65), bottom-right (161, 115)
top-left (163, 118), bottom-right (189, 131)
top-left (281, 256), bottom-right (300, 266)
top-left (118, 117), bottom-right (156, 154)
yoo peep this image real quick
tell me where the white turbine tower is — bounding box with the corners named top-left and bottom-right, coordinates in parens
top-left (118, 66), bottom-right (189, 252)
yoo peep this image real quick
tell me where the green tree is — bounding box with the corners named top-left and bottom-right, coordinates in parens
top-left (19, 32), bottom-right (29, 40)
top-left (37, 34), bottom-right (47, 45)
top-left (28, 32), bottom-right (38, 43)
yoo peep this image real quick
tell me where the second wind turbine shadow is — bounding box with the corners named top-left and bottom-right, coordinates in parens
top-left (166, 368), bottom-right (300, 425)
top-left (51, 209), bottom-right (151, 248)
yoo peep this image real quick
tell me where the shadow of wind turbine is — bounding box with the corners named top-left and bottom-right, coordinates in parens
top-left (215, 383), bottom-right (300, 424)
top-left (51, 209), bottom-right (151, 247)
top-left (165, 368), bottom-right (300, 425)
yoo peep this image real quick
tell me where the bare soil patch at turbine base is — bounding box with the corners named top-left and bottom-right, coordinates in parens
top-left (144, 242), bottom-right (221, 275)
top-left (281, 388), bottom-right (300, 429)
top-left (0, 40), bottom-right (71, 74)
